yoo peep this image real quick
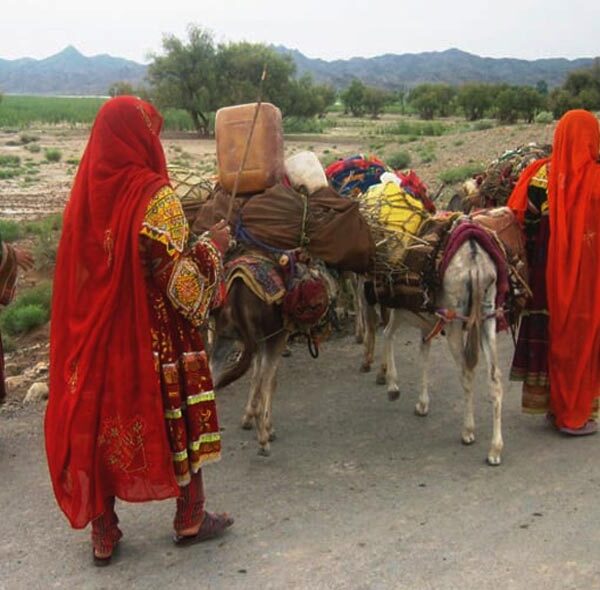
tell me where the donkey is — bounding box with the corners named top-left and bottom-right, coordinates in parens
top-left (361, 239), bottom-right (504, 466)
top-left (210, 279), bottom-right (288, 456)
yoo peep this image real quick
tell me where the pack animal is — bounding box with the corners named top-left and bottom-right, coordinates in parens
top-left (360, 238), bottom-right (505, 466)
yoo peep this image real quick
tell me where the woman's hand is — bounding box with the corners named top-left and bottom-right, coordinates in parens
top-left (14, 247), bottom-right (35, 271)
top-left (208, 220), bottom-right (232, 255)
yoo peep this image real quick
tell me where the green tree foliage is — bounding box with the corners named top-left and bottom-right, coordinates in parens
top-left (549, 60), bottom-right (600, 118)
top-left (517, 86), bottom-right (546, 123)
top-left (363, 87), bottom-right (394, 119)
top-left (408, 84), bottom-right (456, 119)
top-left (457, 83), bottom-right (494, 121)
top-left (494, 86), bottom-right (522, 123)
top-left (340, 80), bottom-right (367, 116)
top-left (147, 26), bottom-right (218, 135)
top-left (147, 25), bottom-right (334, 134)
top-left (285, 75), bottom-right (336, 118)
top-left (108, 81), bottom-right (135, 97)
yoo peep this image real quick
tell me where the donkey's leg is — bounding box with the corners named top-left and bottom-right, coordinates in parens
top-left (353, 275), bottom-right (366, 344)
top-left (255, 335), bottom-right (287, 456)
top-left (481, 318), bottom-right (503, 465)
top-left (241, 354), bottom-right (262, 430)
top-left (360, 299), bottom-right (379, 373)
top-left (415, 335), bottom-right (432, 416)
top-left (445, 322), bottom-right (476, 445)
top-left (263, 332), bottom-right (289, 444)
top-left (381, 310), bottom-right (402, 399)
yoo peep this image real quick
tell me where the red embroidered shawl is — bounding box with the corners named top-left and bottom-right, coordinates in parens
top-left (45, 96), bottom-right (179, 529)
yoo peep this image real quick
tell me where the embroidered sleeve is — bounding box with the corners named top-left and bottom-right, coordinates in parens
top-left (140, 231), bottom-right (224, 327)
top-left (140, 185), bottom-right (189, 256)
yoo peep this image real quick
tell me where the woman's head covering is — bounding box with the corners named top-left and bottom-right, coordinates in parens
top-left (510, 109), bottom-right (600, 429)
top-left (46, 97), bottom-right (179, 528)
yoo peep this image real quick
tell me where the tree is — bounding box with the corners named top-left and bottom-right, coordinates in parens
top-left (108, 81), bottom-right (135, 97)
top-left (408, 84), bottom-right (456, 120)
top-left (536, 80), bottom-right (549, 96)
top-left (517, 86), bottom-right (546, 123)
top-left (548, 88), bottom-right (579, 119)
top-left (494, 86), bottom-right (521, 123)
top-left (340, 80), bottom-right (367, 117)
top-left (363, 87), bottom-right (393, 119)
top-left (147, 25), bottom-right (218, 135)
top-left (457, 83), bottom-right (494, 121)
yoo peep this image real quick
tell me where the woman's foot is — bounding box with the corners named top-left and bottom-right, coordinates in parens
top-left (92, 528), bottom-right (122, 567)
top-left (173, 511), bottom-right (234, 546)
top-left (559, 420), bottom-right (598, 436)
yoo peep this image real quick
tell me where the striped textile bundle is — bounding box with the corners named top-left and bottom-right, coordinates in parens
top-left (325, 154), bottom-right (387, 198)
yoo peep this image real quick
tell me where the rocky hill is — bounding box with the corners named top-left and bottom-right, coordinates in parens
top-left (0, 45), bottom-right (596, 95)
top-left (0, 46), bottom-right (146, 95)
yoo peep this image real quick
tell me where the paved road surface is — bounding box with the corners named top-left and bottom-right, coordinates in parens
top-left (1, 328), bottom-right (598, 589)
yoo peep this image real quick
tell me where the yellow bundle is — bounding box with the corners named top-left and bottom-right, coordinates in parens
top-left (360, 181), bottom-right (430, 266)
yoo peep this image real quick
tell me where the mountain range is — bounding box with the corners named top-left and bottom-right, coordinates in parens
top-left (0, 45), bottom-right (596, 96)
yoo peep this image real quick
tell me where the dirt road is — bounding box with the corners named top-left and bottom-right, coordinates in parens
top-left (1, 327), bottom-right (598, 590)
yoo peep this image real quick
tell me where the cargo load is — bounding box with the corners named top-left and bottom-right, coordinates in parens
top-left (215, 102), bottom-right (284, 195)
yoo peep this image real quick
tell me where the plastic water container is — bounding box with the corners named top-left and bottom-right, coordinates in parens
top-left (215, 102), bottom-right (284, 195)
top-left (285, 151), bottom-right (328, 195)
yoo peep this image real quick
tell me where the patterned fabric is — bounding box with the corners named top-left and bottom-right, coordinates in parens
top-left (225, 253), bottom-right (286, 305)
top-left (141, 185), bottom-right (189, 256)
top-left (91, 497), bottom-right (122, 555)
top-left (174, 470), bottom-right (205, 530)
top-left (140, 188), bottom-right (224, 486)
top-left (509, 165), bottom-right (551, 412)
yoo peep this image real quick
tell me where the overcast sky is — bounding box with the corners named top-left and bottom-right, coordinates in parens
top-left (2, 0), bottom-right (599, 63)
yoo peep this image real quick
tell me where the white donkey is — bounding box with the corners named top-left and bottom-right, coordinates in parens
top-left (362, 239), bottom-right (504, 465)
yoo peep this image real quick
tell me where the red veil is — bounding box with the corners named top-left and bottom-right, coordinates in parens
top-left (45, 96), bottom-right (179, 529)
top-left (509, 110), bottom-right (600, 428)
top-left (546, 111), bottom-right (600, 428)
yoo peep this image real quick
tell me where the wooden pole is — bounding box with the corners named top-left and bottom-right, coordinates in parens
top-left (225, 64), bottom-right (268, 224)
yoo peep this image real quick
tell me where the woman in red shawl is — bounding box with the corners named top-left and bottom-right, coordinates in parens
top-left (508, 109), bottom-right (600, 435)
top-left (45, 96), bottom-right (233, 565)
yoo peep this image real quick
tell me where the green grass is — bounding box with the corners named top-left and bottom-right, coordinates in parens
top-left (283, 117), bottom-right (327, 134)
top-left (0, 155), bottom-right (21, 167)
top-left (438, 163), bottom-right (485, 184)
top-left (0, 220), bottom-right (22, 242)
top-left (0, 95), bottom-right (106, 128)
top-left (376, 120), bottom-right (448, 137)
top-left (0, 280), bottom-right (52, 336)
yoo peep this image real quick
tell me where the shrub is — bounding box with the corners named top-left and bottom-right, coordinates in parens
top-left (0, 155), bottom-right (21, 167)
top-left (25, 143), bottom-right (41, 153)
top-left (0, 280), bottom-right (52, 336)
top-left (0, 168), bottom-right (24, 179)
top-left (387, 150), bottom-right (412, 170)
top-left (45, 148), bottom-right (62, 162)
top-left (439, 163), bottom-right (485, 184)
top-left (283, 117), bottom-right (326, 134)
top-left (19, 133), bottom-right (40, 145)
top-left (0, 304), bottom-right (48, 336)
top-left (0, 220), bottom-right (22, 242)
top-left (471, 120), bottom-right (494, 131)
top-left (535, 111), bottom-right (554, 124)
top-left (377, 120), bottom-right (447, 137)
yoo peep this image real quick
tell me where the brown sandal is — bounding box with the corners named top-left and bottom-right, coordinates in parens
top-left (173, 511), bottom-right (234, 546)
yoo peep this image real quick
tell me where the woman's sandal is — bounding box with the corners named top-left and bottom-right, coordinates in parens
top-left (173, 511), bottom-right (234, 546)
top-left (559, 420), bottom-right (598, 436)
top-left (92, 542), bottom-right (119, 567)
